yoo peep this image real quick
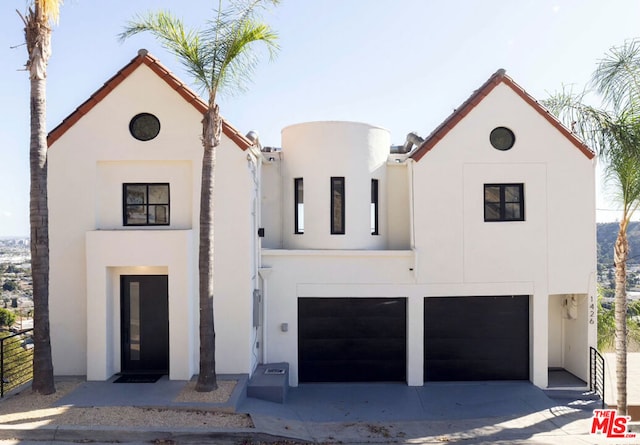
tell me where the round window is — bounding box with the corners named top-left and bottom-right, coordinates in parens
top-left (489, 127), bottom-right (515, 151)
top-left (129, 113), bottom-right (161, 141)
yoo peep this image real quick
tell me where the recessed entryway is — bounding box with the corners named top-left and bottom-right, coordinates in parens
top-left (121, 275), bottom-right (169, 374)
top-left (298, 297), bottom-right (406, 382)
top-left (424, 296), bottom-right (530, 381)
top-left (548, 293), bottom-right (589, 385)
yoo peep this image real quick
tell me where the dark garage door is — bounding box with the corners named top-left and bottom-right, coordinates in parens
top-left (424, 296), bottom-right (529, 381)
top-left (298, 298), bottom-right (406, 382)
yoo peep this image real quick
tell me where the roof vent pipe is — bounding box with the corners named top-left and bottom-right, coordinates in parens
top-left (246, 130), bottom-right (259, 143)
top-left (245, 130), bottom-right (262, 150)
top-left (403, 132), bottom-right (424, 153)
top-left (390, 132), bottom-right (424, 154)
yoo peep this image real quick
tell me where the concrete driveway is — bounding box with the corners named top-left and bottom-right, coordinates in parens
top-left (6, 376), bottom-right (637, 444)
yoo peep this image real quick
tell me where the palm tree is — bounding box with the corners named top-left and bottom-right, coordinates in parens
top-left (18, 0), bottom-right (62, 396)
top-left (544, 39), bottom-right (640, 415)
top-left (120, 0), bottom-right (278, 391)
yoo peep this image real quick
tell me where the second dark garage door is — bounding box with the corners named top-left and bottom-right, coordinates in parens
top-left (424, 296), bottom-right (529, 381)
top-left (298, 298), bottom-right (406, 382)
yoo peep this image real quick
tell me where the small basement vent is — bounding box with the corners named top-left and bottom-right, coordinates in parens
top-left (264, 368), bottom-right (286, 375)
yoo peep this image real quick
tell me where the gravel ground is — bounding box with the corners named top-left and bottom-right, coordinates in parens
top-left (0, 379), bottom-right (253, 429)
top-left (174, 379), bottom-right (237, 403)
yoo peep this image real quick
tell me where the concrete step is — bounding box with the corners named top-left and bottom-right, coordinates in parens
top-left (247, 363), bottom-right (289, 404)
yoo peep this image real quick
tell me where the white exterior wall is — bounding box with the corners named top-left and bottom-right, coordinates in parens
top-left (85, 231), bottom-right (193, 380)
top-left (49, 63), bottom-right (596, 389)
top-left (96, 161), bottom-right (193, 230)
top-left (260, 253), bottom-right (537, 387)
top-left (214, 148), bottom-right (258, 375)
top-left (411, 83), bottom-right (597, 387)
top-left (386, 163), bottom-right (411, 250)
top-left (49, 64), bottom-right (256, 379)
top-left (260, 154), bottom-right (283, 249)
top-left (280, 122), bottom-right (390, 249)
top-left (259, 93), bottom-right (595, 388)
top-left (260, 250), bottom-right (416, 385)
top-left (259, 122), bottom-right (421, 385)
top-left (548, 295), bottom-right (564, 368)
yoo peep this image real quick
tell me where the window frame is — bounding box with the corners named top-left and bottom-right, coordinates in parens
top-left (294, 177), bottom-right (304, 234)
top-left (489, 126), bottom-right (516, 151)
top-left (483, 183), bottom-right (524, 222)
top-left (371, 179), bottom-right (379, 235)
top-left (123, 183), bottom-right (170, 226)
top-left (330, 177), bottom-right (346, 235)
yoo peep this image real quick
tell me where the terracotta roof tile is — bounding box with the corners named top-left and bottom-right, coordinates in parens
top-left (47, 50), bottom-right (252, 150)
top-left (410, 69), bottom-right (595, 161)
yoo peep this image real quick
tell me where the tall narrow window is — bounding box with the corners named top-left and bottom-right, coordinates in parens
top-left (128, 282), bottom-right (140, 360)
top-left (484, 183), bottom-right (524, 222)
top-left (331, 177), bottom-right (345, 234)
top-left (371, 179), bottom-right (379, 235)
top-left (294, 178), bottom-right (304, 234)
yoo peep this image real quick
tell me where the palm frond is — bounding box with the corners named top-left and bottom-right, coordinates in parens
top-left (605, 116), bottom-right (640, 217)
top-left (120, 11), bottom-right (211, 91)
top-left (545, 87), bottom-right (640, 219)
top-left (36, 0), bottom-right (63, 24)
top-left (212, 18), bottom-right (278, 96)
top-left (591, 39), bottom-right (640, 114)
top-left (120, 0), bottom-right (279, 102)
top-left (542, 86), bottom-right (616, 156)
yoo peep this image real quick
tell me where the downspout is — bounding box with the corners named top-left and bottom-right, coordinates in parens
top-left (246, 132), bottom-right (264, 365)
top-left (402, 132), bottom-right (423, 281)
top-left (279, 149), bottom-right (284, 249)
top-left (407, 158), bottom-right (416, 250)
top-left (255, 154), bottom-right (266, 364)
top-left (258, 268), bottom-right (271, 363)
top-left (392, 131), bottom-right (422, 281)
top-left (407, 158), bottom-right (417, 281)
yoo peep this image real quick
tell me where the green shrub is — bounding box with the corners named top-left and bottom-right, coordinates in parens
top-left (0, 308), bottom-right (15, 328)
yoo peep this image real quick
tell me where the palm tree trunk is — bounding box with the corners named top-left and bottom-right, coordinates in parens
top-left (25, 5), bottom-right (55, 396)
top-left (195, 101), bottom-right (221, 392)
top-left (613, 222), bottom-right (628, 415)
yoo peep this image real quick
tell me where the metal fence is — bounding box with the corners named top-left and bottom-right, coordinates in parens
top-left (589, 346), bottom-right (605, 409)
top-left (0, 328), bottom-right (34, 397)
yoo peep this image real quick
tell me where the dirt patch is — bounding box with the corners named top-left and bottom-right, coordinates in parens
top-left (55, 406), bottom-right (252, 428)
top-left (0, 378), bottom-right (252, 429)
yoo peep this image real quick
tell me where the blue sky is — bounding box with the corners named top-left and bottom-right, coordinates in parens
top-left (1, 0), bottom-right (639, 236)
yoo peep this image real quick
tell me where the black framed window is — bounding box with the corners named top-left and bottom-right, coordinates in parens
top-left (371, 179), bottom-right (379, 235)
top-left (294, 178), bottom-right (304, 234)
top-left (484, 183), bottom-right (524, 222)
top-left (123, 183), bottom-right (170, 226)
top-left (331, 177), bottom-right (345, 234)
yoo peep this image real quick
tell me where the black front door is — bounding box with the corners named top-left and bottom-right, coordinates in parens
top-left (121, 275), bottom-right (169, 373)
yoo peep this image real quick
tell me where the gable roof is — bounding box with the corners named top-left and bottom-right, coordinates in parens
top-left (47, 49), bottom-right (252, 150)
top-left (409, 69), bottom-right (595, 161)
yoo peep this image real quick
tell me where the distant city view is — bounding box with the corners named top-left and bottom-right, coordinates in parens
top-left (0, 237), bottom-right (33, 331)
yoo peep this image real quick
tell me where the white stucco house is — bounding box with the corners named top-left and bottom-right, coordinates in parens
top-left (48, 50), bottom-right (597, 390)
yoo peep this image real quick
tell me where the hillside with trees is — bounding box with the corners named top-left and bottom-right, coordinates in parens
top-left (597, 222), bottom-right (640, 266)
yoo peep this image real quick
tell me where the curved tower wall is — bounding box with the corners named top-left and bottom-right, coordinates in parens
top-left (281, 121), bottom-right (389, 250)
